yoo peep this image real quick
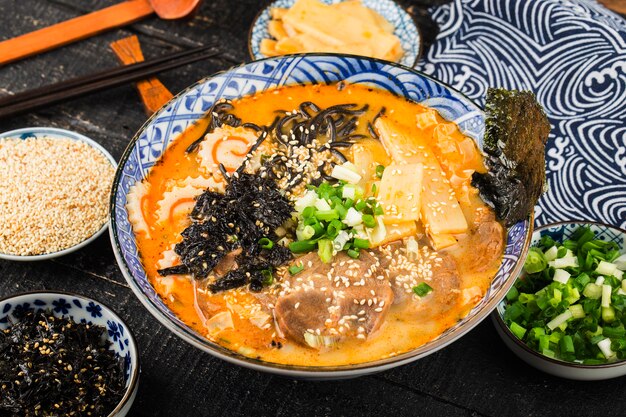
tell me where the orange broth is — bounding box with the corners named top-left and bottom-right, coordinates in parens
top-left (133, 83), bottom-right (502, 366)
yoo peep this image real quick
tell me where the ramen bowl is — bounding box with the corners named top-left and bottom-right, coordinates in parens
top-left (110, 54), bottom-right (532, 379)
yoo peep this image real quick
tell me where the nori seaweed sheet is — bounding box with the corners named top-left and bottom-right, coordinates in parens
top-left (471, 88), bottom-right (551, 226)
top-left (158, 172), bottom-right (293, 292)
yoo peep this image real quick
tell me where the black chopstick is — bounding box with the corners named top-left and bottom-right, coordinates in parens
top-left (0, 47), bottom-right (220, 119)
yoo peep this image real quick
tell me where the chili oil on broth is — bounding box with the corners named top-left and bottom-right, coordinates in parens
top-left (131, 82), bottom-right (503, 366)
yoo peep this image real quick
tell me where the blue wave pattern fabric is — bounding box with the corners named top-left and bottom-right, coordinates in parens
top-left (418, 0), bottom-right (626, 228)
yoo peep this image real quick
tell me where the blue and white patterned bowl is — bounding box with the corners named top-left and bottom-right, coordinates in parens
top-left (0, 127), bottom-right (117, 261)
top-left (493, 221), bottom-right (626, 381)
top-left (110, 54), bottom-right (532, 379)
top-left (0, 291), bottom-right (140, 415)
top-left (248, 0), bottom-right (422, 67)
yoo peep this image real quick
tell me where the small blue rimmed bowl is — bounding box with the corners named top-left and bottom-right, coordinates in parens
top-left (0, 127), bottom-right (117, 261)
top-left (492, 221), bottom-right (626, 381)
top-left (248, 0), bottom-right (422, 67)
top-left (0, 291), bottom-right (139, 416)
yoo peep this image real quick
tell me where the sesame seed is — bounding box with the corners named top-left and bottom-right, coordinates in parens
top-left (0, 137), bottom-right (115, 255)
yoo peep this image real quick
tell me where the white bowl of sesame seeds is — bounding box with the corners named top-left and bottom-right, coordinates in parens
top-left (0, 127), bottom-right (117, 261)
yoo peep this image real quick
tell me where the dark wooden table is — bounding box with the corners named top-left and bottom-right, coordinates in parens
top-left (1, 1), bottom-right (625, 416)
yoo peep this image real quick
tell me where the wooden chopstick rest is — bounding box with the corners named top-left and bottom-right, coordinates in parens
top-left (110, 35), bottom-right (174, 115)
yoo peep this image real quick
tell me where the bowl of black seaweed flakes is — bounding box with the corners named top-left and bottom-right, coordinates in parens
top-left (0, 291), bottom-right (139, 416)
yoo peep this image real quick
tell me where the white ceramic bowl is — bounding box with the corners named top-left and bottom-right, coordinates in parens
top-left (492, 221), bottom-right (626, 381)
top-left (0, 127), bottom-right (117, 261)
top-left (0, 291), bottom-right (139, 416)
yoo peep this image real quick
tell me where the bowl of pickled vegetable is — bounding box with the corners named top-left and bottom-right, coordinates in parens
top-left (492, 221), bottom-right (626, 380)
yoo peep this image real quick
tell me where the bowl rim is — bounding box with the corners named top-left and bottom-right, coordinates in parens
top-left (246, 0), bottom-right (424, 68)
top-left (492, 220), bottom-right (626, 370)
top-left (0, 290), bottom-right (140, 416)
top-left (109, 52), bottom-right (533, 376)
top-left (0, 127), bottom-right (117, 261)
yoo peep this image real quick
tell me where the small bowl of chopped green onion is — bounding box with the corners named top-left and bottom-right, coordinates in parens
top-left (492, 221), bottom-right (626, 380)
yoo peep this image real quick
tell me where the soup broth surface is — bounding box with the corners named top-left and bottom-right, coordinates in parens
top-left (130, 83), bottom-right (503, 366)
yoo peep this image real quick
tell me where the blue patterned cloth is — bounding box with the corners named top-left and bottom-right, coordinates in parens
top-left (417, 0), bottom-right (626, 228)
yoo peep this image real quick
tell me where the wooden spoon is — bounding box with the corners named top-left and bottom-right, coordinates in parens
top-left (0, 0), bottom-right (203, 66)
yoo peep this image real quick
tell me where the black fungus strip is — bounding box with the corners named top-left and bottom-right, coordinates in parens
top-left (185, 100), bottom-right (243, 153)
top-left (367, 122), bottom-right (379, 140)
top-left (218, 163), bottom-right (230, 183)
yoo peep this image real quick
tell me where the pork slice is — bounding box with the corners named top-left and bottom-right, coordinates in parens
top-left (273, 251), bottom-right (394, 348)
top-left (375, 241), bottom-right (461, 319)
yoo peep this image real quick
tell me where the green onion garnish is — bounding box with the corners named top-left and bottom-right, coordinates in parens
top-left (261, 269), bottom-right (273, 285)
top-left (289, 240), bottom-right (317, 253)
top-left (413, 283), bottom-right (433, 297)
top-left (258, 237), bottom-right (274, 250)
top-left (352, 238), bottom-right (371, 249)
top-left (289, 262), bottom-right (305, 275)
top-left (375, 164), bottom-right (385, 179)
top-left (362, 214), bottom-right (376, 228)
top-left (317, 239), bottom-right (333, 264)
top-left (503, 226), bottom-right (626, 364)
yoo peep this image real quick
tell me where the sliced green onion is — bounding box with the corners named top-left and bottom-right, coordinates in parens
top-left (506, 286), bottom-right (519, 301)
top-left (347, 249), bottom-right (360, 259)
top-left (602, 326), bottom-right (625, 338)
top-left (342, 184), bottom-right (356, 200)
top-left (596, 260), bottom-right (617, 276)
top-left (568, 304), bottom-right (585, 319)
top-left (413, 282), bottom-right (433, 297)
top-left (547, 310), bottom-right (573, 331)
top-left (583, 283), bottom-right (602, 299)
top-left (559, 335), bottom-right (575, 354)
top-left (362, 214), bottom-right (376, 228)
top-left (524, 247), bottom-right (547, 274)
top-left (261, 269), bottom-right (273, 285)
top-left (549, 257), bottom-right (579, 269)
top-left (352, 238), bottom-right (371, 249)
top-left (375, 164), bottom-right (385, 179)
top-left (544, 245), bottom-right (558, 261)
top-left (510, 322), bottom-right (527, 339)
top-left (601, 284), bottom-right (612, 308)
top-left (602, 306), bottom-right (616, 323)
top-left (318, 239), bottom-right (334, 263)
top-left (289, 262), bottom-right (305, 275)
top-left (326, 220), bottom-right (344, 238)
top-left (333, 231), bottom-right (351, 252)
top-left (315, 210), bottom-right (339, 221)
top-left (553, 269), bottom-right (570, 284)
top-left (331, 163), bottom-right (362, 184)
top-left (343, 207), bottom-right (363, 227)
top-left (289, 240), bottom-right (317, 253)
top-left (597, 338), bottom-right (616, 359)
top-left (302, 206), bottom-right (316, 219)
top-left (258, 237), bottom-right (274, 250)
top-left (296, 225), bottom-right (315, 241)
top-left (314, 198), bottom-right (332, 211)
